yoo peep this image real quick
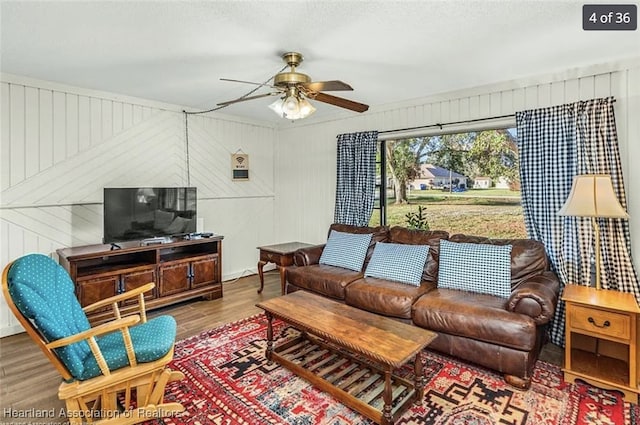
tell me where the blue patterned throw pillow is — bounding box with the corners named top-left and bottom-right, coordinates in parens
top-left (438, 239), bottom-right (512, 298)
top-left (319, 230), bottom-right (374, 272)
top-left (364, 242), bottom-right (430, 286)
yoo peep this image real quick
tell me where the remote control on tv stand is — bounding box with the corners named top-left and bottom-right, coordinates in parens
top-left (189, 232), bottom-right (214, 238)
top-left (141, 236), bottom-right (172, 245)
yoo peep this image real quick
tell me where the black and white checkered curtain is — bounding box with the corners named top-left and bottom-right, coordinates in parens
top-left (334, 131), bottom-right (378, 226)
top-left (517, 97), bottom-right (639, 347)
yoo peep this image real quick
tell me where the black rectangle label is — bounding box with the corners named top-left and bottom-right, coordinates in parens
top-left (583, 4), bottom-right (637, 30)
top-left (233, 169), bottom-right (249, 180)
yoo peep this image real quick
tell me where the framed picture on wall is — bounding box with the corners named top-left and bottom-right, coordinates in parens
top-left (231, 153), bottom-right (249, 180)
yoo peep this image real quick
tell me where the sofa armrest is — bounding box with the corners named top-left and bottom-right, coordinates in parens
top-left (507, 271), bottom-right (560, 325)
top-left (293, 244), bottom-right (326, 266)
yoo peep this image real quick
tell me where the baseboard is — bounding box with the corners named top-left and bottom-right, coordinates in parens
top-left (222, 265), bottom-right (276, 283)
top-left (0, 323), bottom-right (25, 338)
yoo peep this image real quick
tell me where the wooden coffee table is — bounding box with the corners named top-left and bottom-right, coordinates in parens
top-left (256, 291), bottom-right (437, 425)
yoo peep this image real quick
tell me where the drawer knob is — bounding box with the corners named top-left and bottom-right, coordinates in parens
top-left (588, 317), bottom-right (611, 328)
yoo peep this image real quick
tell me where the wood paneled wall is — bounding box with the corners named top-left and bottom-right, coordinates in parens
top-left (2, 59), bottom-right (639, 336)
top-left (0, 75), bottom-right (277, 336)
top-left (274, 60), bottom-right (640, 276)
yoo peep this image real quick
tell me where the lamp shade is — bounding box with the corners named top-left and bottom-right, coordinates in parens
top-left (558, 174), bottom-right (629, 218)
top-left (268, 94), bottom-right (316, 120)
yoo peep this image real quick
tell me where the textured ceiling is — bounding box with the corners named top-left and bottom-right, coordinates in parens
top-left (1, 0), bottom-right (639, 124)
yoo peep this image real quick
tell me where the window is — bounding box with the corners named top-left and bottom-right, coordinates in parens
top-left (370, 128), bottom-right (526, 239)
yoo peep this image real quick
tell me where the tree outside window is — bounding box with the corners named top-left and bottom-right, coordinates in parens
top-left (371, 128), bottom-right (526, 239)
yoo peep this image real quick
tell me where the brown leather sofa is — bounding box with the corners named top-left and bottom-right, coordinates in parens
top-left (285, 224), bottom-right (560, 389)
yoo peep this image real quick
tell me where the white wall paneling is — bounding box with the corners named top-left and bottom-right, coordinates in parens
top-left (2, 60), bottom-right (639, 337)
top-left (274, 62), bottom-right (640, 284)
top-left (0, 77), bottom-right (277, 336)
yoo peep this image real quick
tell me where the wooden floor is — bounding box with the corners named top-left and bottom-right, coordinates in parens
top-left (0, 270), bottom-right (563, 423)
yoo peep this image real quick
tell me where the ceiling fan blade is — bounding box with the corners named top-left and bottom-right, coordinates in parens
top-left (308, 92), bottom-right (369, 113)
top-left (217, 92), bottom-right (280, 106)
top-left (220, 78), bottom-right (278, 89)
top-left (301, 80), bottom-right (353, 92)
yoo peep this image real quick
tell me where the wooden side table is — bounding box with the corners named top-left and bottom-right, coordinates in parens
top-left (257, 242), bottom-right (313, 295)
top-left (563, 284), bottom-right (640, 402)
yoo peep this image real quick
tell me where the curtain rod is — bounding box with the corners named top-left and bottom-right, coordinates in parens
top-left (379, 96), bottom-right (617, 135)
top-left (378, 114), bottom-right (515, 135)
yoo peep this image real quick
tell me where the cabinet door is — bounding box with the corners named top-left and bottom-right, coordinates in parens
top-left (122, 267), bottom-right (157, 305)
top-left (158, 261), bottom-right (191, 296)
top-left (191, 255), bottom-right (219, 288)
top-left (77, 275), bottom-right (119, 312)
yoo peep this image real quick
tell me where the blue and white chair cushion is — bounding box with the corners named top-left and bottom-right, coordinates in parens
top-left (7, 253), bottom-right (176, 381)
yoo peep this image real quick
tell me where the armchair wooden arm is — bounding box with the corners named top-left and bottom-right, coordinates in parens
top-left (46, 315), bottom-right (141, 377)
top-left (83, 282), bottom-right (155, 323)
top-left (45, 315), bottom-right (141, 349)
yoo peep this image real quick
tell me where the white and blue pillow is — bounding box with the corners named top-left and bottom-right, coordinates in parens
top-left (319, 230), bottom-right (374, 272)
top-left (438, 239), bottom-right (512, 298)
top-left (364, 242), bottom-right (430, 286)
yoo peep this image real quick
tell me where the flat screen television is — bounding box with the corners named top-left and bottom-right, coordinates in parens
top-left (103, 187), bottom-right (197, 243)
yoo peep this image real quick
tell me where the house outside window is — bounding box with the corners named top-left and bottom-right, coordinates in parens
top-left (370, 128), bottom-right (526, 239)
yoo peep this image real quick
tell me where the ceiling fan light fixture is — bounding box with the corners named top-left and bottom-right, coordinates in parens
top-left (268, 90), bottom-right (316, 120)
top-left (221, 51), bottom-right (368, 117)
top-left (268, 98), bottom-right (285, 116)
top-left (298, 97), bottom-right (316, 117)
top-left (282, 94), bottom-right (300, 116)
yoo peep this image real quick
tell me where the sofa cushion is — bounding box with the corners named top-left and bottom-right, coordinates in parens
top-left (319, 230), bottom-right (373, 272)
top-left (286, 264), bottom-right (363, 300)
top-left (412, 289), bottom-right (537, 351)
top-left (364, 242), bottom-right (430, 286)
top-left (328, 223), bottom-right (389, 268)
top-left (450, 234), bottom-right (549, 287)
top-left (388, 227), bottom-right (449, 283)
top-left (345, 277), bottom-right (435, 319)
top-left (438, 239), bottom-right (512, 298)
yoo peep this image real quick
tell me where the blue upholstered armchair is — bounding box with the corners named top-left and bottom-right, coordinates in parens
top-left (2, 253), bottom-right (185, 424)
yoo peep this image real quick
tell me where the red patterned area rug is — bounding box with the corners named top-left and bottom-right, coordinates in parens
top-left (151, 314), bottom-right (639, 425)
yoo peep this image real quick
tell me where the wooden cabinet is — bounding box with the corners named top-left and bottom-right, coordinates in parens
top-left (190, 255), bottom-right (219, 288)
top-left (77, 275), bottom-right (119, 313)
top-left (57, 236), bottom-right (223, 323)
top-left (77, 266), bottom-right (157, 311)
top-left (158, 254), bottom-right (219, 296)
top-left (563, 284), bottom-right (640, 402)
top-left (159, 261), bottom-right (191, 296)
top-left (121, 267), bottom-right (157, 305)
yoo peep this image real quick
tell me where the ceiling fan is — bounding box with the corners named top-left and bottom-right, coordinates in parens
top-left (218, 52), bottom-right (369, 120)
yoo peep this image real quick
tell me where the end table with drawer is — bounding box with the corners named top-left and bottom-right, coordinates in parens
top-left (257, 242), bottom-right (313, 295)
top-left (562, 284), bottom-right (640, 402)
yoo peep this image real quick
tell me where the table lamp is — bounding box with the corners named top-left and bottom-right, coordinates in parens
top-left (558, 174), bottom-right (629, 290)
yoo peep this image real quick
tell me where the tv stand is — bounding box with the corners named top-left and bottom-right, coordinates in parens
top-left (57, 236), bottom-right (224, 324)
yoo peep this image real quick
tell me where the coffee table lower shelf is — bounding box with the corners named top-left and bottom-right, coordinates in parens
top-left (269, 333), bottom-right (421, 425)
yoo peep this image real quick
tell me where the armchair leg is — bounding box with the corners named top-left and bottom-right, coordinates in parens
top-left (102, 388), bottom-right (118, 416)
top-left (148, 369), bottom-right (172, 405)
top-left (169, 370), bottom-right (185, 382)
top-left (135, 369), bottom-right (184, 407)
top-left (65, 398), bottom-right (83, 425)
top-left (60, 365), bottom-right (185, 425)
